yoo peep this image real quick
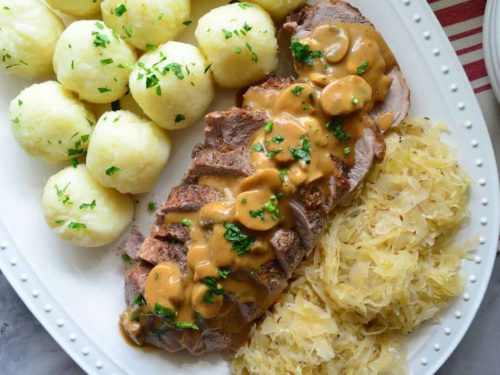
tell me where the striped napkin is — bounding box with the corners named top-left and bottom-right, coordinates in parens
top-left (429, 0), bottom-right (500, 249)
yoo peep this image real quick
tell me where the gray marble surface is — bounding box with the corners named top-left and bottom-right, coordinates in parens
top-left (0, 257), bottom-right (499, 374)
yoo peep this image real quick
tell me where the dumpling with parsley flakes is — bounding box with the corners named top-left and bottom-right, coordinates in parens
top-left (47, 0), bottom-right (102, 18)
top-left (0, 0), bottom-right (64, 79)
top-left (101, 0), bottom-right (190, 51)
top-left (195, 2), bottom-right (278, 88)
top-left (86, 110), bottom-right (171, 194)
top-left (129, 41), bottom-right (214, 130)
top-left (9, 81), bottom-right (96, 164)
top-left (53, 20), bottom-right (137, 104)
top-left (42, 165), bottom-right (134, 248)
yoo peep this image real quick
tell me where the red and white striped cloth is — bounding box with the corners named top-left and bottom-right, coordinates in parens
top-left (430, 0), bottom-right (491, 93)
top-left (430, 0), bottom-right (500, 250)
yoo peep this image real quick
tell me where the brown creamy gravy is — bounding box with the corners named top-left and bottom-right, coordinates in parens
top-left (138, 22), bottom-right (396, 327)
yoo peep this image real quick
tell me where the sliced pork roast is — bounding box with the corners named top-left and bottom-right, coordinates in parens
top-left (120, 0), bottom-right (410, 356)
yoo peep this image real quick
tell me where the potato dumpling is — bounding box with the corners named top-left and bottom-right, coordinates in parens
top-left (53, 20), bottom-right (137, 104)
top-left (250, 0), bottom-right (306, 20)
top-left (47, 0), bottom-right (102, 18)
top-left (101, 0), bottom-right (190, 51)
top-left (129, 41), bottom-right (214, 129)
top-left (9, 81), bottom-right (96, 164)
top-left (195, 2), bottom-right (278, 88)
top-left (0, 0), bottom-right (64, 79)
top-left (86, 110), bottom-right (171, 194)
top-left (42, 165), bottom-right (134, 248)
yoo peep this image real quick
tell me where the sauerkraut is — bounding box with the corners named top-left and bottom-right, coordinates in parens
top-left (232, 118), bottom-right (472, 375)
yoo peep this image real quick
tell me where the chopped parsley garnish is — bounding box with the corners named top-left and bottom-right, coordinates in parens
top-left (114, 4), bottom-right (127, 17)
top-left (68, 221), bottom-right (86, 230)
top-left (163, 62), bottom-right (184, 79)
top-left (98, 86), bottom-right (111, 93)
top-left (55, 183), bottom-right (72, 205)
top-left (153, 303), bottom-right (176, 319)
top-left (222, 29), bottom-right (233, 39)
top-left (134, 295), bottom-right (145, 305)
top-left (204, 64), bottom-right (212, 74)
top-left (249, 208), bottom-right (265, 220)
top-left (105, 166), bottom-right (120, 175)
top-left (291, 39), bottom-right (323, 65)
top-left (263, 120), bottom-right (273, 133)
top-left (245, 42), bottom-right (258, 62)
top-left (343, 146), bottom-right (352, 155)
top-left (351, 96), bottom-right (360, 105)
top-left (11, 117), bottom-right (19, 124)
top-left (183, 20), bottom-right (192, 26)
top-left (181, 218), bottom-right (191, 227)
top-left (146, 44), bottom-right (157, 52)
top-left (240, 197), bottom-right (248, 204)
top-left (218, 269), bottom-right (231, 279)
top-left (266, 149), bottom-right (282, 158)
top-left (17, 99), bottom-right (22, 106)
top-left (291, 85), bottom-right (304, 96)
top-left (175, 114), bottom-right (186, 123)
top-left (252, 143), bottom-right (264, 153)
top-left (175, 321), bottom-right (199, 330)
top-left (279, 168), bottom-right (289, 182)
top-left (326, 119), bottom-right (351, 141)
top-left (54, 219), bottom-right (65, 224)
top-left (289, 134), bottom-right (312, 164)
top-left (202, 276), bottom-right (225, 304)
top-left (92, 30), bottom-right (111, 48)
top-left (79, 199), bottom-right (96, 210)
top-left (70, 158), bottom-right (79, 168)
top-left (239, 2), bottom-right (253, 8)
top-left (264, 195), bottom-right (280, 221)
top-left (271, 135), bottom-right (285, 144)
top-left (235, 47), bottom-right (242, 54)
top-left (223, 223), bottom-right (255, 256)
top-left (122, 25), bottom-right (133, 38)
top-left (100, 58), bottom-right (114, 65)
top-left (145, 74), bottom-right (160, 88)
top-left (356, 60), bottom-right (369, 75)
top-left (147, 202), bottom-right (157, 213)
top-left (121, 253), bottom-right (131, 262)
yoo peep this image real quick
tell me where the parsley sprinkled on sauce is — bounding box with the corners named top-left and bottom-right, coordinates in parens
top-left (240, 197), bottom-right (248, 204)
top-left (252, 143), bottom-right (264, 153)
top-left (249, 208), bottom-right (265, 220)
top-left (68, 221), bottom-right (86, 230)
top-left (289, 134), bottom-right (312, 164)
top-left (264, 195), bottom-right (280, 221)
top-left (133, 295), bottom-right (145, 305)
top-left (326, 119), bottom-right (351, 141)
top-left (181, 218), bottom-right (191, 227)
top-left (218, 269), bottom-right (230, 279)
top-left (175, 321), bottom-right (199, 330)
top-left (223, 223), bottom-right (255, 256)
top-left (279, 168), bottom-right (289, 182)
top-left (147, 202), bottom-right (157, 213)
top-left (271, 135), bottom-right (285, 144)
top-left (343, 146), bottom-right (352, 155)
top-left (183, 20), bottom-right (192, 26)
top-left (154, 303), bottom-right (176, 318)
top-left (263, 120), bottom-right (273, 133)
top-left (175, 114), bottom-right (186, 123)
top-left (98, 86), bottom-right (112, 93)
top-left (351, 96), bottom-right (360, 105)
top-left (357, 60), bottom-right (369, 75)
top-left (105, 166), bottom-right (120, 175)
top-left (114, 4), bottom-right (127, 17)
top-left (266, 149), bottom-right (282, 158)
top-left (291, 39), bottom-right (323, 65)
top-left (101, 58), bottom-right (114, 65)
top-left (202, 276), bottom-right (225, 303)
top-left (291, 85), bottom-right (304, 96)
top-left (79, 199), bottom-right (96, 210)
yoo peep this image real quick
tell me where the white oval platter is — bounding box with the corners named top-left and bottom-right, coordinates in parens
top-left (0, 0), bottom-right (498, 374)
